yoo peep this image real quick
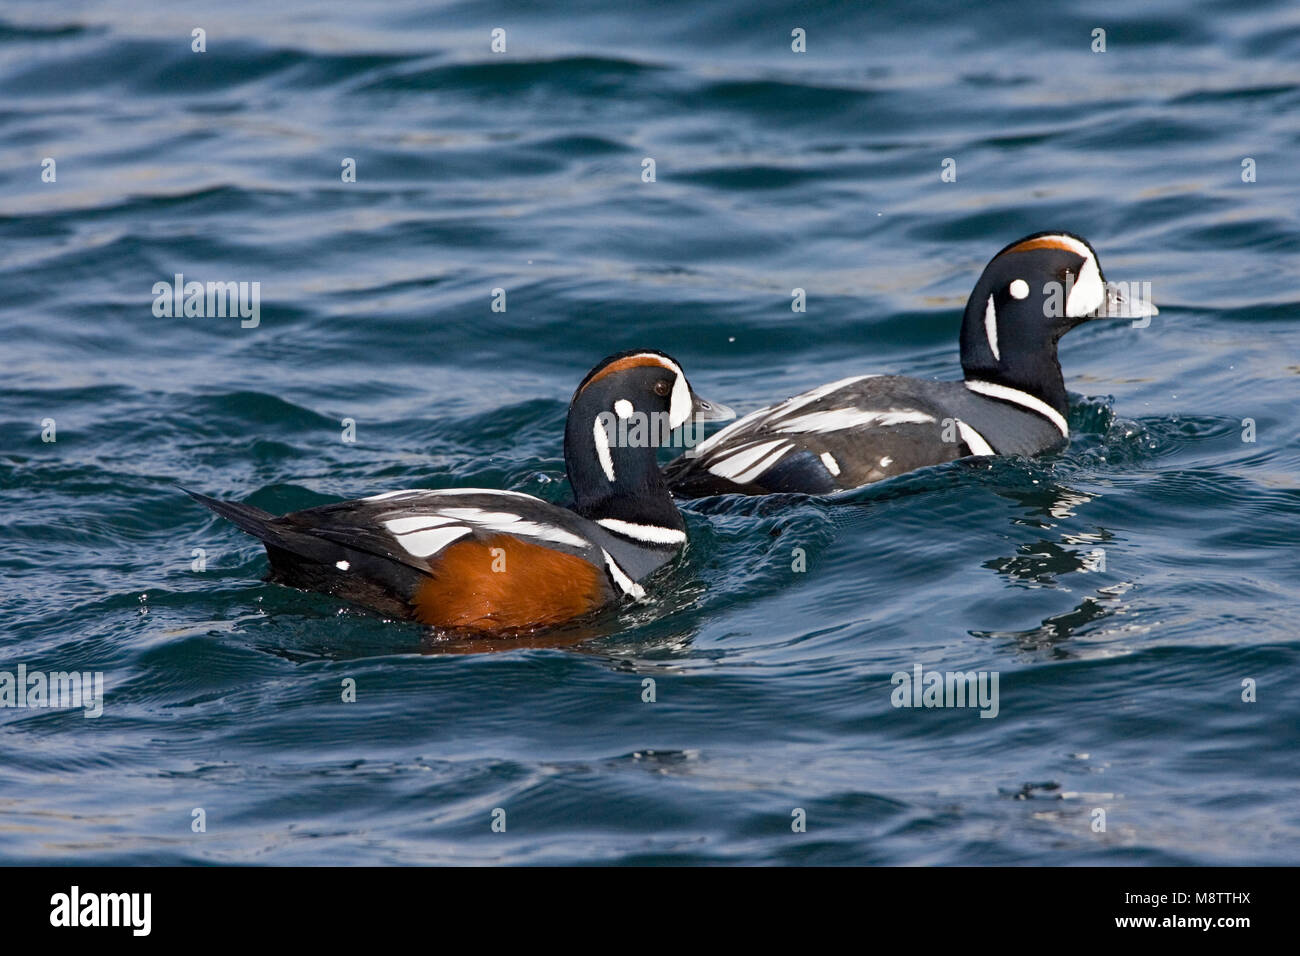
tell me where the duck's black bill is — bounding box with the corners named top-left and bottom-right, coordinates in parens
top-left (691, 392), bottom-right (735, 422)
top-left (1090, 281), bottom-right (1158, 319)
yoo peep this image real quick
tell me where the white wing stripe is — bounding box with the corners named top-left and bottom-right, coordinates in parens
top-left (692, 408), bottom-right (764, 454)
top-left (435, 508), bottom-right (522, 523)
top-left (367, 488), bottom-right (542, 503)
top-left (397, 525), bottom-right (472, 558)
top-left (365, 490), bottom-right (424, 502)
top-left (384, 507), bottom-right (590, 553)
top-left (729, 442), bottom-right (796, 485)
top-left (768, 374), bottom-right (879, 417)
top-left (690, 375), bottom-right (882, 455)
top-left (383, 515), bottom-right (457, 534)
top-left (772, 408), bottom-right (934, 433)
top-left (486, 521), bottom-right (586, 548)
top-left (706, 439), bottom-right (790, 479)
top-left (430, 488), bottom-right (540, 500)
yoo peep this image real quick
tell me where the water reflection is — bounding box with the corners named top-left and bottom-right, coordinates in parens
top-left (976, 480), bottom-right (1136, 656)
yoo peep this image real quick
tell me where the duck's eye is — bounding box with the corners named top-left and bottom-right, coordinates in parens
top-left (653, 380), bottom-right (672, 396)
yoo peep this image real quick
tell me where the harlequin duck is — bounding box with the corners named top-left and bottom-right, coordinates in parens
top-left (663, 232), bottom-right (1156, 497)
top-left (188, 350), bottom-right (733, 633)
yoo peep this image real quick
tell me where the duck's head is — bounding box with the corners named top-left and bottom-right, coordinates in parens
top-left (565, 350), bottom-right (733, 524)
top-left (959, 231), bottom-right (1157, 414)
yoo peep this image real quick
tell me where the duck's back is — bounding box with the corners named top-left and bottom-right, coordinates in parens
top-left (664, 375), bottom-right (1066, 497)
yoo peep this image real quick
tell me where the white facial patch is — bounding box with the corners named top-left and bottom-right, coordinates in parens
top-left (593, 416), bottom-right (616, 482)
top-left (1009, 279), bottom-right (1029, 299)
top-left (668, 372), bottom-right (691, 429)
top-left (983, 294), bottom-right (1000, 362)
top-left (614, 399), bottom-right (634, 420)
top-left (602, 353), bottom-right (691, 428)
top-left (1065, 252), bottom-right (1104, 317)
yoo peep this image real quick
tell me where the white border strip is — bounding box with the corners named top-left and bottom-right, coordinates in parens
top-left (964, 380), bottom-right (1068, 437)
top-left (596, 518), bottom-right (686, 545)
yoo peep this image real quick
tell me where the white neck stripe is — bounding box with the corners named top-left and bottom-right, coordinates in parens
top-left (955, 419), bottom-right (995, 456)
top-left (983, 295), bottom-right (1000, 362)
top-left (601, 549), bottom-right (646, 599)
top-left (593, 417), bottom-right (616, 482)
top-left (596, 518), bottom-right (686, 545)
top-left (964, 380), bottom-right (1068, 437)
top-left (1066, 253), bottom-right (1104, 317)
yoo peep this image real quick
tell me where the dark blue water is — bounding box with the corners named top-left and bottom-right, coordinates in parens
top-left (2, 0), bottom-right (1298, 864)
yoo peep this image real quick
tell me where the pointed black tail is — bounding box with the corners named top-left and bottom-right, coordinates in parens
top-left (183, 488), bottom-right (282, 542)
top-left (184, 488), bottom-right (350, 570)
top-left (183, 488), bottom-right (422, 617)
